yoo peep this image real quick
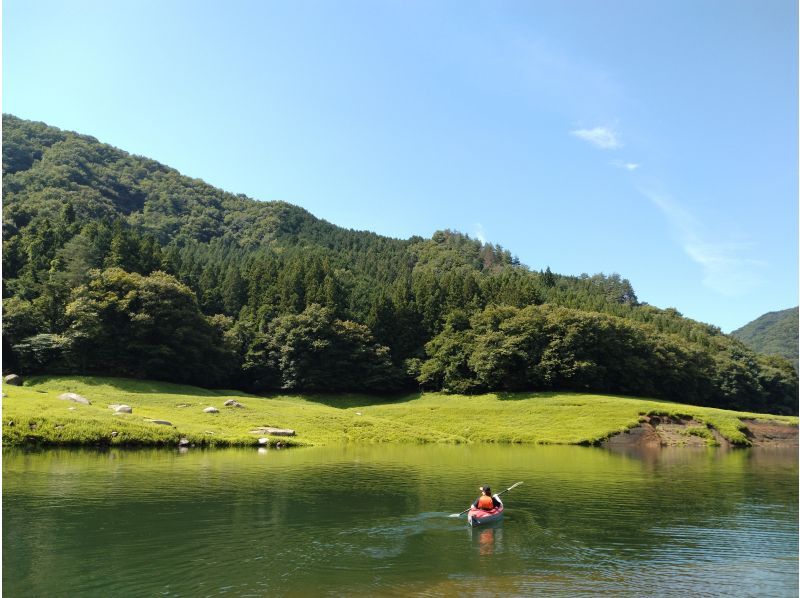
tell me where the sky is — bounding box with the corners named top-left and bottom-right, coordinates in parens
top-left (3, 0), bottom-right (797, 332)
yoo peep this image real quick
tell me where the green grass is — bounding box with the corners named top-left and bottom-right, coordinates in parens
top-left (2, 376), bottom-right (797, 447)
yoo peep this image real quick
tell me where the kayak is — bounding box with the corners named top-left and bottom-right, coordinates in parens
top-left (467, 505), bottom-right (504, 526)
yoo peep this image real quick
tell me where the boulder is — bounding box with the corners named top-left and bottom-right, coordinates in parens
top-left (258, 437), bottom-right (270, 445)
top-left (114, 405), bottom-right (133, 414)
top-left (150, 419), bottom-right (172, 426)
top-left (58, 392), bottom-right (91, 405)
top-left (249, 426), bottom-right (295, 437)
top-left (111, 431), bottom-right (119, 438)
top-left (178, 438), bottom-right (190, 447)
top-left (224, 400), bottom-right (245, 408)
top-left (4, 374), bottom-right (22, 386)
top-left (203, 407), bottom-right (219, 414)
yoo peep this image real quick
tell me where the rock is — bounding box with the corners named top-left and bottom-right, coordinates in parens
top-left (68, 407), bottom-right (76, 411)
top-left (203, 407), bottom-right (219, 414)
top-left (176, 403), bottom-right (189, 408)
top-left (251, 427), bottom-right (295, 437)
top-left (204, 430), bottom-right (215, 435)
top-left (108, 404), bottom-right (120, 410)
top-left (149, 419), bottom-right (172, 426)
top-left (58, 392), bottom-right (91, 405)
top-left (4, 374), bottom-right (22, 386)
top-left (111, 431), bottom-right (119, 438)
top-left (7, 421), bottom-right (13, 427)
top-left (114, 405), bottom-right (133, 414)
top-left (224, 400), bottom-right (245, 408)
top-left (258, 437), bottom-right (270, 445)
top-left (178, 438), bottom-right (190, 447)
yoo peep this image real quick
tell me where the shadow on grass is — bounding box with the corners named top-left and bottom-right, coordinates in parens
top-left (282, 391), bottom-right (425, 409)
top-left (495, 391), bottom-right (563, 401)
top-left (28, 375), bottom-right (221, 397)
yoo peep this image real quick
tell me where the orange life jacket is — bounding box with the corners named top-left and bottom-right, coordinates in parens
top-left (477, 495), bottom-right (494, 510)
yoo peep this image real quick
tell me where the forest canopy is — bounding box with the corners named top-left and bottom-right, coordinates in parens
top-left (2, 115), bottom-right (796, 414)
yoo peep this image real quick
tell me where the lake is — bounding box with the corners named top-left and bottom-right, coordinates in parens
top-left (3, 445), bottom-right (797, 596)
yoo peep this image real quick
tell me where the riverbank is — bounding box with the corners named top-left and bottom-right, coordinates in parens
top-left (3, 376), bottom-right (797, 448)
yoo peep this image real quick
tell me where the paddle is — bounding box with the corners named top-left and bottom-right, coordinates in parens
top-left (449, 481), bottom-right (524, 517)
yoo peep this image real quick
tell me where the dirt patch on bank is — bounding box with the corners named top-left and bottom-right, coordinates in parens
top-left (604, 415), bottom-right (798, 449)
top-left (603, 415), bottom-right (726, 449)
top-left (740, 419), bottom-right (799, 447)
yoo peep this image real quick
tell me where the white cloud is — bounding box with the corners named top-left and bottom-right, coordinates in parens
top-left (641, 190), bottom-right (766, 296)
top-left (612, 160), bottom-right (640, 171)
top-left (474, 223), bottom-right (486, 243)
top-left (570, 126), bottom-right (622, 149)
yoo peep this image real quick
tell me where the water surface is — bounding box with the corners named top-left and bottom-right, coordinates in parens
top-left (4, 445), bottom-right (797, 596)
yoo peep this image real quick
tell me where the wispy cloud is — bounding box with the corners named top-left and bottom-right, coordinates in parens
top-left (570, 126), bottom-right (622, 149)
top-left (474, 223), bottom-right (486, 243)
top-left (641, 190), bottom-right (766, 295)
top-left (612, 160), bottom-right (640, 171)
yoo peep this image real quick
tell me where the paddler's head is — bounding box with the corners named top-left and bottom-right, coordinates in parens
top-left (480, 486), bottom-right (491, 495)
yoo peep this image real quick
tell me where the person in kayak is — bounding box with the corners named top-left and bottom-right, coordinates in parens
top-left (472, 486), bottom-right (503, 511)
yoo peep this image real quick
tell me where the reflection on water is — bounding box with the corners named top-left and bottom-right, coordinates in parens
top-left (472, 526), bottom-right (502, 556)
top-left (3, 444), bottom-right (798, 597)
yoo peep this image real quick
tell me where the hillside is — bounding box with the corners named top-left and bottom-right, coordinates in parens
top-left (2, 115), bottom-right (797, 414)
top-left (731, 307), bottom-right (798, 371)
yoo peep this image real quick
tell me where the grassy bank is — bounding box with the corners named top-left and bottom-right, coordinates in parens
top-left (3, 376), bottom-right (797, 447)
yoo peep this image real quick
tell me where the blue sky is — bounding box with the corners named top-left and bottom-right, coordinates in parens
top-left (4, 0), bottom-right (797, 332)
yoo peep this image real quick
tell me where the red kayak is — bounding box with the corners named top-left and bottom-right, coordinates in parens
top-left (467, 505), bottom-right (504, 526)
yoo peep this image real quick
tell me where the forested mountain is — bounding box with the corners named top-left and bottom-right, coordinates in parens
top-left (732, 307), bottom-right (798, 371)
top-left (3, 115), bottom-right (797, 414)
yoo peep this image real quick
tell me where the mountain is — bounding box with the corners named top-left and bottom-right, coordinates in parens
top-left (732, 307), bottom-right (798, 371)
top-left (2, 114), bottom-right (797, 414)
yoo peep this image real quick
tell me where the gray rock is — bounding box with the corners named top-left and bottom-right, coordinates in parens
top-left (178, 438), bottom-right (190, 446)
top-left (108, 404), bottom-right (120, 410)
top-left (150, 419), bottom-right (172, 426)
top-left (224, 399), bottom-right (245, 408)
top-left (114, 405), bottom-right (132, 414)
top-left (7, 421), bottom-right (13, 427)
top-left (258, 437), bottom-right (270, 445)
top-left (58, 392), bottom-right (91, 405)
top-left (4, 374), bottom-right (22, 386)
top-left (203, 407), bottom-right (219, 414)
top-left (250, 426), bottom-right (296, 437)
top-left (110, 431), bottom-right (119, 438)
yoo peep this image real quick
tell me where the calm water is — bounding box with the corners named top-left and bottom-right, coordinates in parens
top-left (4, 445), bottom-right (798, 597)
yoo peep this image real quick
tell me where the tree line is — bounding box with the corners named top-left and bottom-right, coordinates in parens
top-left (2, 114), bottom-right (796, 414)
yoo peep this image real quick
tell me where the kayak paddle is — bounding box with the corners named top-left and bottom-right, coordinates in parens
top-left (449, 481), bottom-right (524, 517)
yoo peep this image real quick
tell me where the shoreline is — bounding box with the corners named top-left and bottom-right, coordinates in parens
top-left (4, 375), bottom-right (798, 450)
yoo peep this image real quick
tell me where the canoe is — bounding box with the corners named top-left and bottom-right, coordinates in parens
top-left (467, 505), bottom-right (504, 526)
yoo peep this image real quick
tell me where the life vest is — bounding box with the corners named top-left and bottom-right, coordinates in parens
top-left (477, 495), bottom-right (494, 510)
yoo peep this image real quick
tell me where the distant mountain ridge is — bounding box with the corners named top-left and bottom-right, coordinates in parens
top-left (732, 307), bottom-right (798, 371)
top-left (2, 114), bottom-right (797, 414)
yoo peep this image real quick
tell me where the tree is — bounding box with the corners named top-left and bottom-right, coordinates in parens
top-left (65, 268), bottom-right (235, 385)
